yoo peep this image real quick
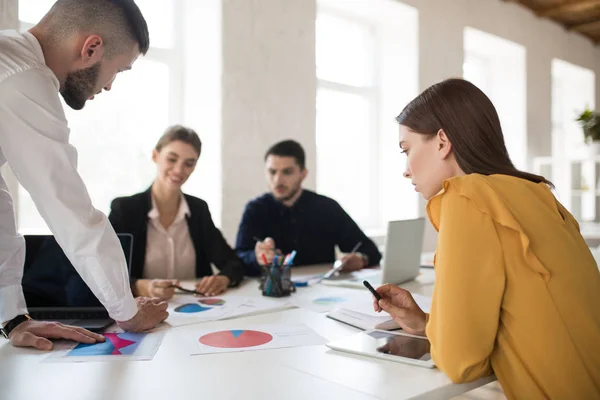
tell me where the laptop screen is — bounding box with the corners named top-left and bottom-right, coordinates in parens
top-left (22, 234), bottom-right (133, 308)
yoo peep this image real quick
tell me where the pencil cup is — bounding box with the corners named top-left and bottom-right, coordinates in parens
top-left (260, 264), bottom-right (295, 297)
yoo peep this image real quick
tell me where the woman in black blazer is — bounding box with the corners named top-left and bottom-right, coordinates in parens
top-left (109, 125), bottom-right (243, 300)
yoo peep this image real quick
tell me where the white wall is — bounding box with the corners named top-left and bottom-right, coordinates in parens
top-left (0, 0), bottom-right (17, 28)
top-left (220, 0), bottom-right (316, 242)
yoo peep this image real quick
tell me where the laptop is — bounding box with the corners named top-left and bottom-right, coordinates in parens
top-left (322, 218), bottom-right (425, 288)
top-left (22, 233), bottom-right (134, 332)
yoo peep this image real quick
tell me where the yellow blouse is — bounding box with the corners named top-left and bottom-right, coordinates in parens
top-left (425, 174), bottom-right (600, 399)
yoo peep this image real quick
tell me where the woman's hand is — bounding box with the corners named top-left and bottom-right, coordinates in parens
top-left (195, 275), bottom-right (230, 296)
top-left (372, 284), bottom-right (427, 336)
top-left (135, 279), bottom-right (179, 301)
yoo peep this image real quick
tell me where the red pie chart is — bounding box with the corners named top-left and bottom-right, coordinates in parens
top-left (199, 298), bottom-right (225, 306)
top-left (199, 330), bottom-right (273, 348)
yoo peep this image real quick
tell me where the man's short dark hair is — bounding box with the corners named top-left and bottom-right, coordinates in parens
top-left (44, 0), bottom-right (149, 57)
top-left (264, 140), bottom-right (306, 170)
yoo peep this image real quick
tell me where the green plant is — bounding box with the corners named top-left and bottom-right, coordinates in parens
top-left (576, 108), bottom-right (600, 142)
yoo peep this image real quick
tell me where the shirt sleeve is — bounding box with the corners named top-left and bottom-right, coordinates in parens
top-left (108, 198), bottom-right (126, 234)
top-left (332, 201), bottom-right (382, 266)
top-left (425, 191), bottom-right (505, 383)
top-left (199, 202), bottom-right (244, 286)
top-left (0, 173), bottom-right (28, 324)
top-left (0, 68), bottom-right (137, 322)
top-left (235, 202), bottom-right (263, 277)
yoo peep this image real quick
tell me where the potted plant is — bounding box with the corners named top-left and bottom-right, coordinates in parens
top-left (576, 108), bottom-right (600, 156)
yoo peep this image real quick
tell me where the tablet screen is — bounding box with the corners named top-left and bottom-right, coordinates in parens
top-left (328, 329), bottom-right (432, 363)
top-left (369, 331), bottom-right (431, 361)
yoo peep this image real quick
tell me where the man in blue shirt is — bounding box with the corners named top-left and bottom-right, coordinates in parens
top-left (235, 140), bottom-right (382, 276)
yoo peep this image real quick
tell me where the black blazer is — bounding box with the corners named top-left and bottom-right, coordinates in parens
top-left (108, 188), bottom-right (243, 287)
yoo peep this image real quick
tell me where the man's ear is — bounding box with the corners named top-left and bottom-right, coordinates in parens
top-left (300, 168), bottom-right (308, 182)
top-left (436, 129), bottom-right (453, 160)
top-left (152, 149), bottom-right (159, 163)
top-left (80, 35), bottom-right (105, 66)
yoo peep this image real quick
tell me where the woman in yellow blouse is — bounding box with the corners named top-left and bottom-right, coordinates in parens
top-left (373, 78), bottom-right (600, 399)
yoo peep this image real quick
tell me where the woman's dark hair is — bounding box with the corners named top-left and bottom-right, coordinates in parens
top-left (396, 78), bottom-right (552, 187)
top-left (155, 125), bottom-right (202, 156)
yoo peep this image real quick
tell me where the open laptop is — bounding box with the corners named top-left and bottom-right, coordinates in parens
top-left (322, 218), bottom-right (425, 288)
top-left (22, 233), bottom-right (134, 332)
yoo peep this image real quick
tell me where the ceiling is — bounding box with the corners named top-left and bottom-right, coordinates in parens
top-left (503, 0), bottom-right (600, 44)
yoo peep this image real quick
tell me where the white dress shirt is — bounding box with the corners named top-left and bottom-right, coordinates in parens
top-left (144, 195), bottom-right (196, 280)
top-left (0, 30), bottom-right (137, 323)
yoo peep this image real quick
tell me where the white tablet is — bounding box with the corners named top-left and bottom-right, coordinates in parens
top-left (326, 329), bottom-right (435, 368)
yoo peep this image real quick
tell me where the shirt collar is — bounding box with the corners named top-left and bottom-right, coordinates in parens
top-left (22, 32), bottom-right (45, 64)
top-left (148, 194), bottom-right (191, 221)
top-left (272, 189), bottom-right (307, 214)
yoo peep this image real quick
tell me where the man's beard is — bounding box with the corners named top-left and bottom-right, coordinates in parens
top-left (60, 62), bottom-right (101, 110)
top-left (276, 183), bottom-right (301, 203)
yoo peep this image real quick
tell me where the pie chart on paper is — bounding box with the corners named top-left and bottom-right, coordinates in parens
top-left (174, 303), bottom-right (212, 313)
top-left (68, 332), bottom-right (145, 356)
top-left (312, 296), bottom-right (346, 305)
top-left (199, 330), bottom-right (273, 348)
top-left (198, 298), bottom-right (226, 306)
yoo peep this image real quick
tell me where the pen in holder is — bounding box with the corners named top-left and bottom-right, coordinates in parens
top-left (260, 253), bottom-right (296, 297)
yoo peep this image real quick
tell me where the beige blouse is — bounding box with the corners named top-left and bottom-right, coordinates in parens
top-left (143, 194), bottom-right (196, 280)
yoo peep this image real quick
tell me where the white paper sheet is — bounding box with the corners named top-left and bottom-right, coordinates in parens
top-left (188, 323), bottom-right (326, 355)
top-left (344, 292), bottom-right (432, 317)
top-left (290, 290), bottom-right (368, 313)
top-left (166, 295), bottom-right (292, 327)
top-left (43, 329), bottom-right (165, 363)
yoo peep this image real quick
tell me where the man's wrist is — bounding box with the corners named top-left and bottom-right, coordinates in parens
top-left (218, 275), bottom-right (232, 285)
top-left (1, 314), bottom-right (32, 339)
top-left (358, 252), bottom-right (369, 266)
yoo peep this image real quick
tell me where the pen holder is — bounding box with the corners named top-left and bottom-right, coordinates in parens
top-left (260, 264), bottom-right (295, 297)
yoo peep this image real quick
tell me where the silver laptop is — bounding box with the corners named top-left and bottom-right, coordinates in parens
top-left (322, 218), bottom-right (425, 288)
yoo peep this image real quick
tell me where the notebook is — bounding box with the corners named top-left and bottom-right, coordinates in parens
top-left (326, 292), bottom-right (432, 331)
top-left (22, 234), bottom-right (133, 332)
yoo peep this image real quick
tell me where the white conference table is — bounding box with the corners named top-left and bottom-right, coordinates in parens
top-left (0, 265), bottom-right (495, 400)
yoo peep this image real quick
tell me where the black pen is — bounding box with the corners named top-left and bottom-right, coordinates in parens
top-left (322, 241), bottom-right (363, 280)
top-left (363, 280), bottom-right (381, 301)
top-left (168, 284), bottom-right (204, 296)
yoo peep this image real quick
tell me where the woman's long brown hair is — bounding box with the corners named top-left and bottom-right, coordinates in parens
top-left (396, 78), bottom-right (553, 187)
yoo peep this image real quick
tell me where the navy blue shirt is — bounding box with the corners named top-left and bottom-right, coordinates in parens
top-left (235, 190), bottom-right (382, 276)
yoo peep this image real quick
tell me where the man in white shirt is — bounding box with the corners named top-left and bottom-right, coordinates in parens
top-left (0, 0), bottom-right (168, 350)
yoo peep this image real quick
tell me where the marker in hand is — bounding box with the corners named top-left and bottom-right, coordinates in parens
top-left (363, 280), bottom-right (381, 301)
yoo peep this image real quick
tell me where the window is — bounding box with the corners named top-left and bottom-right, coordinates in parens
top-left (551, 59), bottom-right (595, 221)
top-left (316, 0), bottom-right (419, 233)
top-left (463, 27), bottom-right (527, 170)
top-left (15, 0), bottom-right (223, 232)
top-left (316, 13), bottom-right (377, 227)
top-left (551, 59), bottom-right (595, 160)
